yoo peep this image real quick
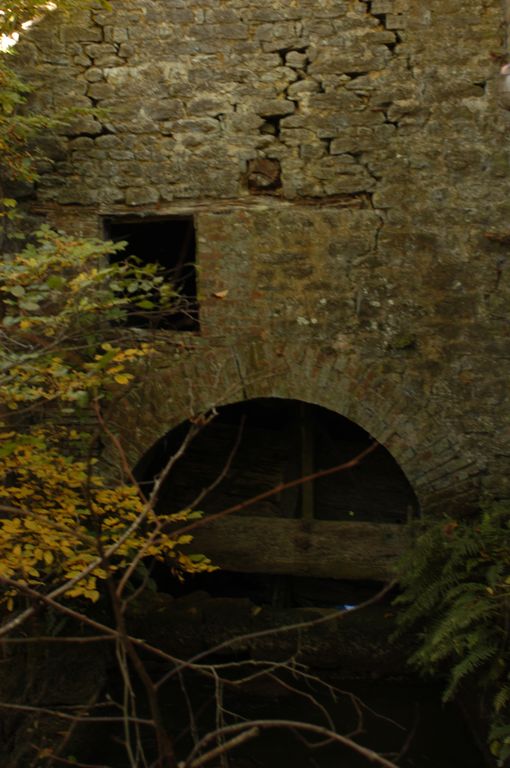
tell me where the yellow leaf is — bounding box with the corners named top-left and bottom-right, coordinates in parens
top-left (114, 374), bottom-right (133, 385)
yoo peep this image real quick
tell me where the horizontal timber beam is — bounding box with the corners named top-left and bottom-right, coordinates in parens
top-left (187, 517), bottom-right (410, 582)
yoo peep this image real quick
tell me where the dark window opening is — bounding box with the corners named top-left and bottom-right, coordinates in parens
top-left (104, 216), bottom-right (199, 331)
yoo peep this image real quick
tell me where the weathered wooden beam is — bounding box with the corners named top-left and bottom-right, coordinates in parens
top-left (188, 516), bottom-right (409, 581)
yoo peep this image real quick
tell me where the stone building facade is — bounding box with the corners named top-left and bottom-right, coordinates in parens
top-left (14, 0), bottom-right (510, 514)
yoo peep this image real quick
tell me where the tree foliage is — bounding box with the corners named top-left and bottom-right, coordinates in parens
top-left (0, 226), bottom-right (214, 610)
top-left (0, 0), bottom-right (213, 613)
top-left (395, 508), bottom-right (510, 765)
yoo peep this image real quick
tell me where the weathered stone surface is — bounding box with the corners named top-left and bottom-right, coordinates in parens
top-left (0, 638), bottom-right (109, 768)
top-left (126, 591), bottom-right (409, 673)
top-left (12, 0), bottom-right (510, 514)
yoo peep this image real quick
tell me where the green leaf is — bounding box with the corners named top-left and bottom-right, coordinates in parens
top-left (93, 349), bottom-right (117, 370)
top-left (0, 441), bottom-right (16, 458)
top-left (47, 276), bottom-right (64, 289)
top-left (68, 390), bottom-right (89, 407)
top-left (19, 300), bottom-right (40, 312)
top-left (189, 554), bottom-right (207, 563)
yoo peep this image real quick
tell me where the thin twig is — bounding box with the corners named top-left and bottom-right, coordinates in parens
top-left (156, 580), bottom-right (395, 689)
top-left (112, 416), bottom-right (211, 600)
top-left (34, 753), bottom-right (112, 768)
top-left (184, 719), bottom-right (399, 768)
top-left (188, 415), bottom-right (246, 510)
top-left (0, 701), bottom-right (153, 725)
top-left (169, 441), bottom-right (379, 538)
top-left (0, 635), bottom-right (114, 644)
top-left (183, 727), bottom-right (259, 768)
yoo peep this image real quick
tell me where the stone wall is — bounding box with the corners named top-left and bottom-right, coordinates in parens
top-left (13, 0), bottom-right (510, 512)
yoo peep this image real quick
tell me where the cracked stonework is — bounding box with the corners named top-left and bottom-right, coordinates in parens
top-left (8, 0), bottom-right (510, 515)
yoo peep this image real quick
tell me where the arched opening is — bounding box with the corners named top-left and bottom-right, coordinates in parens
top-left (136, 398), bottom-right (419, 607)
top-left (128, 406), bottom-right (483, 768)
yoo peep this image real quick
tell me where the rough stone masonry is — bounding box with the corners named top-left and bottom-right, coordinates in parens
top-left (12, 0), bottom-right (510, 514)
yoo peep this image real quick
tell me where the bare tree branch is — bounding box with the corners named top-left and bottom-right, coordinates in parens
top-left (183, 719), bottom-right (399, 768)
top-left (169, 441), bottom-right (379, 537)
top-left (182, 726), bottom-right (260, 768)
top-left (156, 579), bottom-right (395, 689)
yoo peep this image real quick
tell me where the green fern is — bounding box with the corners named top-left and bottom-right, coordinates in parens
top-left (394, 505), bottom-right (510, 763)
top-left (495, 687), bottom-right (510, 715)
top-left (444, 639), bottom-right (498, 700)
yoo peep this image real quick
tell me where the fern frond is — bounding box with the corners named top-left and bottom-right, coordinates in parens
top-left (394, 503), bottom-right (510, 748)
top-left (494, 685), bottom-right (510, 714)
top-left (444, 640), bottom-right (498, 700)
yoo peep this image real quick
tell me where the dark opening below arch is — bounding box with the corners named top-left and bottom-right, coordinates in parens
top-left (137, 397), bottom-right (419, 525)
top-left (136, 398), bottom-right (418, 605)
top-left (128, 409), bottom-right (481, 768)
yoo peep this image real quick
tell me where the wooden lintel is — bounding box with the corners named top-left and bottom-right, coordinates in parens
top-left (187, 516), bottom-right (409, 582)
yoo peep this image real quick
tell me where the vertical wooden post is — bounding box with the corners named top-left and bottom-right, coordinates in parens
top-left (272, 405), bottom-right (300, 608)
top-left (300, 402), bottom-right (315, 521)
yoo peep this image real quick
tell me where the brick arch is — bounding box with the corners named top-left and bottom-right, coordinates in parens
top-left (107, 340), bottom-right (481, 514)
